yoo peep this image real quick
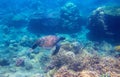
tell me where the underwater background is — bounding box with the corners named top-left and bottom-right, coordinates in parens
top-left (0, 0), bottom-right (120, 77)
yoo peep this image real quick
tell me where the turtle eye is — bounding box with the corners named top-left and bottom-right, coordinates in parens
top-left (60, 37), bottom-right (65, 40)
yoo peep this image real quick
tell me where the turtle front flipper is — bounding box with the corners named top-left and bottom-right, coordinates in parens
top-left (52, 43), bottom-right (61, 55)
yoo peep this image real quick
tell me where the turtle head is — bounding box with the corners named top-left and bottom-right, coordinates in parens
top-left (59, 37), bottom-right (65, 41)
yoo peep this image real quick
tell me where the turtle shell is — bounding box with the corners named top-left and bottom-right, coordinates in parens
top-left (39, 35), bottom-right (59, 49)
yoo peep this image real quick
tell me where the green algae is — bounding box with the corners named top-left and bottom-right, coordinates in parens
top-left (103, 6), bottom-right (120, 16)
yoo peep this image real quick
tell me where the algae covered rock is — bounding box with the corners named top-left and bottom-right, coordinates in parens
top-left (53, 66), bottom-right (77, 77)
top-left (88, 5), bottom-right (120, 44)
top-left (60, 2), bottom-right (84, 33)
top-left (114, 45), bottom-right (120, 52)
top-left (78, 70), bottom-right (99, 77)
top-left (103, 6), bottom-right (120, 16)
top-left (53, 66), bottom-right (99, 77)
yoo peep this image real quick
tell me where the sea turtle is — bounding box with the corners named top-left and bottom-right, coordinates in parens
top-left (27, 35), bottom-right (65, 56)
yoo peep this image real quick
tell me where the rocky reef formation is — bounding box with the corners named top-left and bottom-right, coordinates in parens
top-left (45, 41), bottom-right (120, 77)
top-left (0, 1), bottom-right (86, 35)
top-left (0, 1), bottom-right (120, 77)
top-left (87, 6), bottom-right (120, 44)
top-left (0, 35), bottom-right (120, 77)
top-left (59, 2), bottom-right (84, 33)
top-left (53, 66), bottom-right (100, 77)
top-left (28, 2), bottom-right (84, 34)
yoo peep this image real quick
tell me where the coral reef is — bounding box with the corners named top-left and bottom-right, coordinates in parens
top-left (78, 70), bottom-right (99, 77)
top-left (88, 6), bottom-right (120, 44)
top-left (28, 2), bottom-right (85, 34)
top-left (0, 34), bottom-right (120, 77)
top-left (51, 55), bottom-right (120, 77)
top-left (45, 41), bottom-right (120, 77)
top-left (60, 2), bottom-right (84, 33)
top-left (53, 66), bottom-right (100, 77)
top-left (53, 66), bottom-right (77, 77)
top-left (0, 1), bottom-right (120, 77)
top-left (48, 51), bottom-right (75, 69)
top-left (60, 41), bottom-right (83, 54)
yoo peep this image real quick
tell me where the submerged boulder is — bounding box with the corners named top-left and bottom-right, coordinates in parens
top-left (87, 6), bottom-right (120, 44)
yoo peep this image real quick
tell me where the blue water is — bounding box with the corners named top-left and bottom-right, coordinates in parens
top-left (0, 0), bottom-right (120, 76)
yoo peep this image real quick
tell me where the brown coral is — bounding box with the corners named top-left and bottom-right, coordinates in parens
top-left (47, 41), bottom-right (120, 77)
top-left (53, 67), bottom-right (100, 77)
top-left (53, 66), bottom-right (77, 77)
top-left (77, 70), bottom-right (99, 77)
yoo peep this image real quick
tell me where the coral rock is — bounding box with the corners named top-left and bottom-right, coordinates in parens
top-left (88, 6), bottom-right (120, 44)
top-left (114, 45), bottom-right (120, 52)
top-left (53, 66), bottom-right (77, 77)
top-left (77, 70), bottom-right (99, 77)
top-left (16, 58), bottom-right (25, 67)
